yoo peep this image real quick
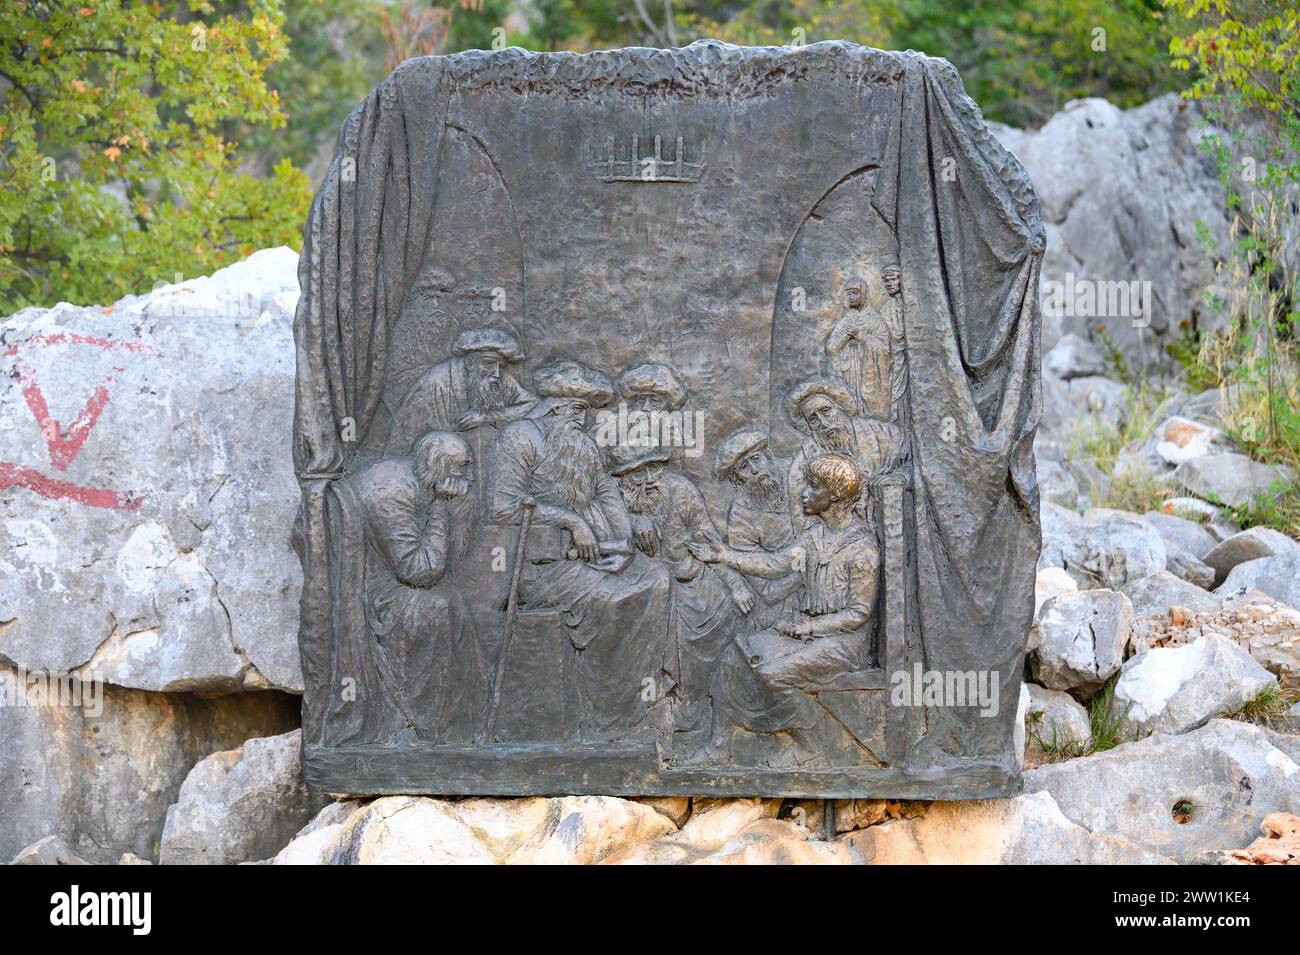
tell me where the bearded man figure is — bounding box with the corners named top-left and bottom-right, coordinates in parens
top-left (785, 375), bottom-right (908, 531)
top-left (348, 431), bottom-right (486, 744)
top-left (715, 428), bottom-right (802, 631)
top-left (388, 325), bottom-right (538, 522)
top-left (487, 360), bottom-right (674, 743)
top-left (608, 443), bottom-right (754, 745)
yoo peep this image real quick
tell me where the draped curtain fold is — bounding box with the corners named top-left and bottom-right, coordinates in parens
top-left (875, 55), bottom-right (1045, 762)
top-left (292, 59), bottom-right (449, 744)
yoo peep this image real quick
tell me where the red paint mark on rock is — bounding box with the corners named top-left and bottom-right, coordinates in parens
top-left (17, 360), bottom-right (114, 471)
top-left (0, 461), bottom-right (140, 510)
top-left (2, 332), bottom-right (156, 357)
top-left (2, 332), bottom-right (157, 509)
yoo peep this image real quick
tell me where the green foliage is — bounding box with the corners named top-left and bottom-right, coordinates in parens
top-left (216, 0), bottom-right (390, 171)
top-left (0, 0), bottom-right (311, 310)
top-left (1026, 676), bottom-right (1131, 765)
top-left (889, 0), bottom-right (1181, 127)
top-left (1227, 682), bottom-right (1294, 730)
top-left (1162, 0), bottom-right (1300, 538)
top-left (1088, 677), bottom-right (1130, 752)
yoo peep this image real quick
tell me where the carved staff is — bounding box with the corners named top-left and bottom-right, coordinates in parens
top-left (484, 496), bottom-right (535, 740)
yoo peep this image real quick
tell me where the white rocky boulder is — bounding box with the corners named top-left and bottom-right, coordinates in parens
top-left (1218, 552), bottom-right (1300, 610)
top-left (1171, 452), bottom-right (1294, 509)
top-left (1153, 415), bottom-right (1225, 467)
top-left (0, 248), bottom-right (303, 692)
top-left (1121, 570), bottom-right (1219, 617)
top-left (1111, 635), bottom-right (1275, 737)
top-left (159, 729), bottom-right (328, 865)
top-left (1025, 720), bottom-right (1300, 861)
top-left (1030, 589), bottom-right (1134, 697)
top-left (1202, 527), bottom-right (1299, 587)
top-left (0, 662), bottom-right (299, 863)
top-left (1043, 333), bottom-right (1108, 380)
top-left (1023, 683), bottom-right (1092, 755)
top-left (992, 96), bottom-right (1233, 367)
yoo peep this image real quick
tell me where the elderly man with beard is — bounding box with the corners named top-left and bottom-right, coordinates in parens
top-left (715, 428), bottom-right (803, 631)
top-left (785, 375), bottom-right (908, 531)
top-left (388, 325), bottom-right (537, 449)
top-left (487, 360), bottom-right (674, 743)
top-left (608, 443), bottom-right (754, 744)
top-left (348, 431), bottom-right (487, 744)
top-left (388, 325), bottom-right (537, 523)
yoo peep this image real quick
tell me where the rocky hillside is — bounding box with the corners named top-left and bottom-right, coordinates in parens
top-left (3, 94), bottom-right (1298, 866)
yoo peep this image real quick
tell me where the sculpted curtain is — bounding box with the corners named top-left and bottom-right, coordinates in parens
top-left (293, 60), bottom-right (450, 744)
top-left (875, 55), bottom-right (1044, 763)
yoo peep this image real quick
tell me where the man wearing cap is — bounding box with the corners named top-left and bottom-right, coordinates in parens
top-left (616, 362), bottom-right (696, 462)
top-left (346, 430), bottom-right (486, 744)
top-left (715, 428), bottom-right (803, 631)
top-left (487, 359), bottom-right (674, 742)
top-left (388, 324), bottom-right (537, 453)
top-left (785, 374), bottom-right (907, 530)
top-left (608, 442), bottom-right (754, 743)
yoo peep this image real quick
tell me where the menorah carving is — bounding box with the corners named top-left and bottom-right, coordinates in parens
top-left (591, 133), bottom-right (706, 183)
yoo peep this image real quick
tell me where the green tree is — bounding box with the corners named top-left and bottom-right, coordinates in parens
top-left (1164, 0), bottom-right (1300, 533)
top-left (0, 0), bottom-right (311, 311)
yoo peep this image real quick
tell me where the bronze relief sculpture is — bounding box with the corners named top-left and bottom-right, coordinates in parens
top-left (292, 41), bottom-right (1045, 797)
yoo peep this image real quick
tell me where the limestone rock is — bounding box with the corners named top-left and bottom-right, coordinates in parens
top-left (1030, 590), bottom-right (1134, 697)
top-left (1153, 416), bottom-right (1225, 467)
top-left (270, 801), bottom-right (362, 865)
top-left (0, 662), bottom-right (300, 863)
top-left (1171, 452), bottom-right (1295, 509)
top-left (1163, 549), bottom-right (1216, 589)
top-left (635, 796), bottom-right (692, 828)
top-left (1218, 552), bottom-right (1300, 610)
top-left (845, 792), bottom-right (1167, 864)
top-left (1034, 566), bottom-right (1078, 620)
top-left (1158, 496), bottom-right (1237, 537)
top-left (1043, 333), bottom-right (1108, 380)
top-left (467, 795), bottom-right (678, 865)
top-left (331, 797), bottom-right (496, 865)
top-left (275, 794), bottom-right (678, 865)
top-left (1014, 681), bottom-right (1031, 765)
top-left (1075, 510), bottom-right (1167, 589)
top-left (1141, 511), bottom-right (1219, 562)
top-left (1038, 501), bottom-right (1086, 574)
top-left (1202, 527), bottom-right (1300, 587)
top-left (1025, 720), bottom-right (1300, 861)
top-left (159, 729), bottom-right (329, 865)
top-left (1024, 683), bottom-right (1092, 754)
top-left (0, 248), bottom-right (303, 692)
top-left (992, 95), bottom-right (1233, 366)
top-left (1036, 455), bottom-right (1083, 508)
top-left (1112, 635), bottom-right (1276, 736)
top-left (10, 835), bottom-right (90, 865)
top-left (1121, 570), bottom-right (1219, 618)
top-left (1217, 813), bottom-right (1300, 865)
top-left (600, 800), bottom-right (851, 865)
top-left (1128, 592), bottom-right (1300, 694)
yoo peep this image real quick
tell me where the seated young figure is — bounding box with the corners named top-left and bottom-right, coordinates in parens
top-left (687, 452), bottom-right (879, 765)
